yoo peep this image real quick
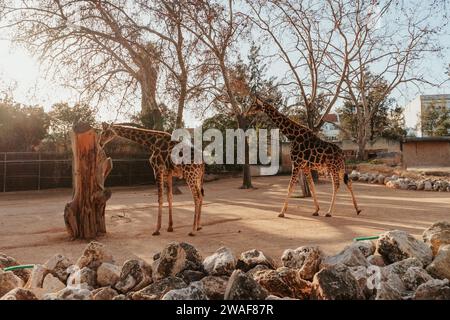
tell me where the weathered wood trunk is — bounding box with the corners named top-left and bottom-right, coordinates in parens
top-left (64, 123), bottom-right (112, 239)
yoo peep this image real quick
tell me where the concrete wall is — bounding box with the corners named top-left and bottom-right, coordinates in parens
top-left (341, 138), bottom-right (401, 153)
top-left (403, 141), bottom-right (450, 168)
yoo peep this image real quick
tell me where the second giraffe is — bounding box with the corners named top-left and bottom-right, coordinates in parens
top-left (247, 97), bottom-right (361, 218)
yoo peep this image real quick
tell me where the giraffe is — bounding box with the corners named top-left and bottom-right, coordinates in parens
top-left (99, 123), bottom-right (205, 236)
top-left (247, 97), bottom-right (361, 218)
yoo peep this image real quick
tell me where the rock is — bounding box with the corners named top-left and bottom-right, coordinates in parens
top-left (266, 295), bottom-right (297, 300)
top-left (97, 262), bottom-right (121, 287)
top-left (349, 241), bottom-right (376, 258)
top-left (199, 276), bottom-right (229, 300)
top-left (413, 279), bottom-right (450, 300)
top-left (426, 244), bottom-right (450, 280)
top-left (349, 171), bottom-right (359, 181)
top-left (321, 246), bottom-right (369, 269)
top-left (377, 175), bottom-right (385, 184)
top-left (246, 265), bottom-right (270, 278)
top-left (67, 267), bottom-right (96, 290)
top-left (115, 259), bottom-right (152, 293)
top-left (152, 242), bottom-right (187, 281)
top-left (367, 255), bottom-right (385, 267)
top-left (253, 267), bottom-right (312, 300)
top-left (56, 287), bottom-right (93, 300)
top-left (401, 267), bottom-right (433, 291)
top-left (424, 181), bottom-right (432, 191)
top-left (236, 249), bottom-right (276, 272)
top-left (26, 264), bottom-right (49, 288)
top-left (375, 275), bottom-right (405, 300)
top-left (407, 182), bottom-right (417, 190)
top-left (377, 230), bottom-right (432, 266)
top-left (112, 294), bottom-right (130, 300)
top-left (180, 242), bottom-right (204, 272)
top-left (76, 241), bottom-right (114, 271)
top-left (42, 273), bottom-right (66, 294)
top-left (0, 288), bottom-right (38, 300)
top-left (93, 287), bottom-right (119, 300)
top-left (224, 270), bottom-right (269, 300)
top-left (381, 257), bottom-right (422, 278)
top-left (281, 246), bottom-right (322, 280)
top-left (132, 276), bottom-right (187, 300)
top-left (375, 258), bottom-right (424, 300)
top-left (0, 254), bottom-right (30, 283)
top-left (203, 247), bottom-right (236, 276)
top-left (423, 221), bottom-right (450, 256)
top-left (349, 266), bottom-right (374, 299)
top-left (311, 264), bottom-right (364, 300)
top-left (44, 254), bottom-right (72, 283)
top-left (178, 269), bottom-right (206, 284)
top-left (386, 180), bottom-right (400, 189)
top-left (0, 269), bottom-right (24, 297)
top-left (417, 181), bottom-right (425, 191)
top-left (359, 174), bottom-right (369, 182)
top-left (162, 281), bottom-right (208, 300)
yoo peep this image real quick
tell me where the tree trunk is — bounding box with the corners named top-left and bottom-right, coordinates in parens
top-left (237, 115), bottom-right (254, 189)
top-left (299, 173), bottom-right (311, 198)
top-left (357, 129), bottom-right (369, 161)
top-left (64, 123), bottom-right (112, 240)
top-left (139, 58), bottom-right (163, 130)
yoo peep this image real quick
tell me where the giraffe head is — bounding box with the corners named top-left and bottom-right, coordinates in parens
top-left (245, 96), bottom-right (266, 116)
top-left (99, 122), bottom-right (118, 147)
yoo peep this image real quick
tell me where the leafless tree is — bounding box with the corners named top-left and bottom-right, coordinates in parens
top-left (181, 0), bottom-right (255, 188)
top-left (1, 0), bottom-right (207, 130)
top-left (245, 0), bottom-right (362, 132)
top-left (341, 0), bottom-right (444, 160)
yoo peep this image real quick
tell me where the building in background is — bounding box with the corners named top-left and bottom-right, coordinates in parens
top-left (404, 94), bottom-right (450, 137)
top-left (320, 113), bottom-right (341, 141)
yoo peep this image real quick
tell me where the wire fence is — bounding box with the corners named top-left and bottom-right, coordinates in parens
top-left (0, 152), bottom-right (155, 192)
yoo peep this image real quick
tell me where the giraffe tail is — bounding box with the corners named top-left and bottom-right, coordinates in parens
top-left (201, 188), bottom-right (205, 196)
top-left (343, 173), bottom-right (349, 185)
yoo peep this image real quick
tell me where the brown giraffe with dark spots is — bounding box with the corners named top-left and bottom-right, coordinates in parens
top-left (100, 123), bottom-right (205, 236)
top-left (247, 98), bottom-right (361, 217)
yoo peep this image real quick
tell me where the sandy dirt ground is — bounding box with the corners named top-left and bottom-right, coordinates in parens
top-left (1, 175), bottom-right (449, 266)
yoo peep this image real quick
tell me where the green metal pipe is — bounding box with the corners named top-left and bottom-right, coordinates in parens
top-left (3, 264), bottom-right (35, 272)
top-left (353, 236), bottom-right (380, 241)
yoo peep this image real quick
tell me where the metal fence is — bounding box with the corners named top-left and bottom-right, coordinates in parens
top-left (0, 152), bottom-right (155, 192)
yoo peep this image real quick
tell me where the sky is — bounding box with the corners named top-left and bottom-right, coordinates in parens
top-left (0, 2), bottom-right (449, 128)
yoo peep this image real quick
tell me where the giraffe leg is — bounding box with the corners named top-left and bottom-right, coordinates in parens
top-left (343, 173), bottom-right (362, 215)
top-left (166, 173), bottom-right (174, 232)
top-left (153, 172), bottom-right (164, 236)
top-left (326, 172), bottom-right (340, 217)
top-left (197, 191), bottom-right (203, 231)
top-left (187, 177), bottom-right (200, 236)
top-left (304, 170), bottom-right (320, 216)
top-left (280, 165), bottom-right (301, 217)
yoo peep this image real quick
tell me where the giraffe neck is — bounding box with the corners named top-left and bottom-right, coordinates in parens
top-left (258, 101), bottom-right (310, 138)
top-left (112, 125), bottom-right (171, 151)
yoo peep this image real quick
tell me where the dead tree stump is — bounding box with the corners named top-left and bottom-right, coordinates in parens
top-left (64, 123), bottom-right (112, 239)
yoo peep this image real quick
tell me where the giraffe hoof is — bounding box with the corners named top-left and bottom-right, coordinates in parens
top-left (325, 213), bottom-right (332, 218)
top-left (167, 227), bottom-right (174, 232)
top-left (357, 209), bottom-right (362, 215)
top-left (197, 227), bottom-right (203, 231)
top-left (278, 213), bottom-right (285, 218)
top-left (188, 232), bottom-right (196, 237)
top-left (152, 231), bottom-right (160, 236)
top-left (312, 212), bottom-right (319, 217)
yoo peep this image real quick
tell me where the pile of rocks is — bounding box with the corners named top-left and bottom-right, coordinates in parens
top-left (348, 171), bottom-right (450, 192)
top-left (1, 221), bottom-right (450, 300)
